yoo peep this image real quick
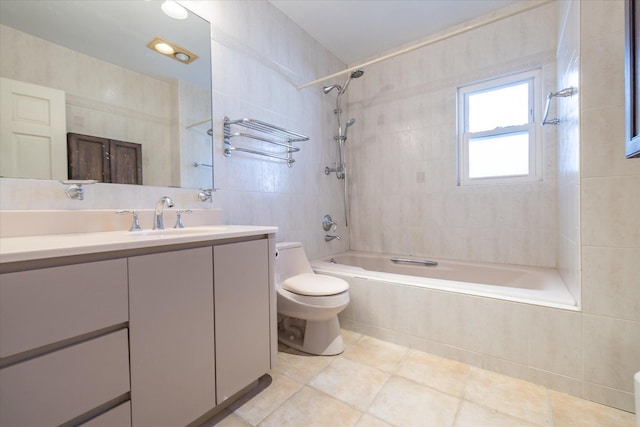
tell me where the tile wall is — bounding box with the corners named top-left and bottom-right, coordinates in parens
top-left (346, 2), bottom-right (559, 268)
top-left (578, 0), bottom-right (640, 412)
top-left (340, 0), bottom-right (640, 412)
top-left (556, 0), bottom-right (581, 306)
top-left (186, 0), bottom-right (350, 258)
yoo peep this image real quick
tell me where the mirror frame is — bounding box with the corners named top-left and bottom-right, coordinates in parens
top-left (625, 0), bottom-right (640, 158)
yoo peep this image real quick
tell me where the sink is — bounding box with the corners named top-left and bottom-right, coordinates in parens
top-left (129, 226), bottom-right (228, 237)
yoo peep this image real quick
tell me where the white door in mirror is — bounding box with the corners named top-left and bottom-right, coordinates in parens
top-left (0, 77), bottom-right (67, 180)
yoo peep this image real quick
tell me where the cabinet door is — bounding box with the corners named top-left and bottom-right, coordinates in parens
top-left (67, 133), bottom-right (110, 182)
top-left (128, 247), bottom-right (215, 427)
top-left (214, 239), bottom-right (270, 404)
top-left (109, 139), bottom-right (142, 185)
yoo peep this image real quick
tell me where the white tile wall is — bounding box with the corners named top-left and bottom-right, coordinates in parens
top-left (579, 0), bottom-right (640, 412)
top-left (341, 0), bottom-right (640, 413)
top-left (347, 3), bottom-right (559, 268)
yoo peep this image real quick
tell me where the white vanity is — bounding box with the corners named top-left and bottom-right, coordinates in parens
top-left (0, 210), bottom-right (277, 427)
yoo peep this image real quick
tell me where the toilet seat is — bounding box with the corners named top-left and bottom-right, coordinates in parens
top-left (282, 273), bottom-right (348, 296)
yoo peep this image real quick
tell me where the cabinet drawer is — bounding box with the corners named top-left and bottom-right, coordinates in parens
top-left (0, 329), bottom-right (130, 427)
top-left (80, 401), bottom-right (131, 427)
top-left (0, 258), bottom-right (128, 358)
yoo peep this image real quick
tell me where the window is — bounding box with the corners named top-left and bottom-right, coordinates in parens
top-left (457, 70), bottom-right (542, 185)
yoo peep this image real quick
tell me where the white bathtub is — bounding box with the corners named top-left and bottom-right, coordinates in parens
top-left (311, 251), bottom-right (577, 310)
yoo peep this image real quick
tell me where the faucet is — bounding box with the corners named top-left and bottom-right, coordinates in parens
top-left (325, 235), bottom-right (341, 242)
top-left (154, 196), bottom-right (175, 230)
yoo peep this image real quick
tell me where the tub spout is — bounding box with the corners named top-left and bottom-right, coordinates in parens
top-left (325, 234), bottom-right (341, 242)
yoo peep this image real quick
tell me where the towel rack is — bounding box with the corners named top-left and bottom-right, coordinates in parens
top-left (542, 87), bottom-right (577, 125)
top-left (223, 116), bottom-right (309, 167)
top-left (193, 162), bottom-right (212, 168)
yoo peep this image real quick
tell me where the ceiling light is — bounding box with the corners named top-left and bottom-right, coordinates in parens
top-left (161, 1), bottom-right (188, 20)
top-left (174, 52), bottom-right (190, 62)
top-left (146, 37), bottom-right (198, 64)
top-left (154, 42), bottom-right (174, 55)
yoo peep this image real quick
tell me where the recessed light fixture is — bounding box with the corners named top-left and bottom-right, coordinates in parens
top-left (146, 37), bottom-right (198, 64)
top-left (154, 42), bottom-right (174, 55)
top-left (174, 52), bottom-right (190, 62)
top-left (161, 0), bottom-right (188, 20)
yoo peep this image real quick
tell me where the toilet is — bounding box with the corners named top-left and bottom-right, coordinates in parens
top-left (275, 242), bottom-right (350, 355)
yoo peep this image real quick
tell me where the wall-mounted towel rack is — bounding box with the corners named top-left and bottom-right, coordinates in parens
top-left (223, 117), bottom-right (309, 167)
top-left (542, 87), bottom-right (577, 125)
top-left (193, 162), bottom-right (212, 168)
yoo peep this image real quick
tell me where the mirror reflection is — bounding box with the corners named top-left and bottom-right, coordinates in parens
top-left (0, 0), bottom-right (213, 188)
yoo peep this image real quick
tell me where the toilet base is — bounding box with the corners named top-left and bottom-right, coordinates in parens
top-left (278, 315), bottom-right (344, 356)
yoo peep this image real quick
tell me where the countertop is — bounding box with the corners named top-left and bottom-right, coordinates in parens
top-left (0, 225), bottom-right (278, 264)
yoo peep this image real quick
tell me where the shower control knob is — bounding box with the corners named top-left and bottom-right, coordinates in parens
top-left (322, 214), bottom-right (337, 231)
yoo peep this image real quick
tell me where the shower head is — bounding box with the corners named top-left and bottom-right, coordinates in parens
top-left (340, 69), bottom-right (364, 94)
top-left (343, 118), bottom-right (356, 139)
top-left (350, 69), bottom-right (364, 79)
top-left (323, 84), bottom-right (342, 94)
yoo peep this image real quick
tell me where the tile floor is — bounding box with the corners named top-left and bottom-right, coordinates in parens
top-left (205, 330), bottom-right (636, 427)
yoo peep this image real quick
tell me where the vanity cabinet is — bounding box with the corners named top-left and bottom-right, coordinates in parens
top-left (0, 229), bottom-right (276, 427)
top-left (214, 239), bottom-right (271, 404)
top-left (128, 247), bottom-right (216, 427)
top-left (0, 260), bottom-right (130, 427)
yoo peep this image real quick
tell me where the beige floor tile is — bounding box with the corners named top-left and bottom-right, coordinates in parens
top-left (353, 413), bottom-right (393, 427)
top-left (342, 335), bottom-right (408, 373)
top-left (259, 386), bottom-right (362, 427)
top-left (229, 373), bottom-right (302, 426)
top-left (202, 410), bottom-right (251, 427)
top-left (396, 349), bottom-right (470, 397)
top-left (309, 357), bottom-right (389, 410)
top-left (368, 376), bottom-right (461, 427)
top-left (341, 328), bottom-right (363, 349)
top-left (549, 390), bottom-right (636, 427)
top-left (463, 367), bottom-right (551, 426)
top-left (454, 401), bottom-right (541, 427)
top-left (272, 346), bottom-right (335, 384)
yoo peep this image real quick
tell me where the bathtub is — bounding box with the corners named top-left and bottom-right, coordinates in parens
top-left (311, 251), bottom-right (577, 310)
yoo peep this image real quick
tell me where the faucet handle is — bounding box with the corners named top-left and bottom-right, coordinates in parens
top-left (322, 214), bottom-right (338, 232)
top-left (116, 210), bottom-right (142, 231)
top-left (174, 209), bottom-right (192, 229)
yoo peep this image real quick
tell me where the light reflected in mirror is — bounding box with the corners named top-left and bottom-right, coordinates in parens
top-left (0, 0), bottom-right (213, 189)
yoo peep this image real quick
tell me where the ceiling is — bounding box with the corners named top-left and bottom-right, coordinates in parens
top-left (269, 0), bottom-right (520, 65)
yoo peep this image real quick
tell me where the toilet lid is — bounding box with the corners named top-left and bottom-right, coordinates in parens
top-left (282, 273), bottom-right (349, 296)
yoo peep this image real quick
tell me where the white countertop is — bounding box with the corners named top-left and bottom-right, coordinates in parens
top-left (0, 225), bottom-right (278, 263)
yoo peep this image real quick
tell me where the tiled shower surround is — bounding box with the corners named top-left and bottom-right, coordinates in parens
top-left (0, 0), bottom-right (637, 413)
top-left (347, 3), bottom-right (559, 269)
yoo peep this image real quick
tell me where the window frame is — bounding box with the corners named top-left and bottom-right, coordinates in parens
top-left (457, 69), bottom-right (542, 186)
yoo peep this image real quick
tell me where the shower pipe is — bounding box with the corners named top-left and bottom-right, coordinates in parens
top-left (323, 69), bottom-right (364, 227)
top-left (296, 0), bottom-right (553, 90)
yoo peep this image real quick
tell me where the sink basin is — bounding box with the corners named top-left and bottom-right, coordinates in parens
top-left (130, 226), bottom-right (228, 237)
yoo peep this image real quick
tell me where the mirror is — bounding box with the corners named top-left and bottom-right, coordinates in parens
top-left (0, 0), bottom-right (213, 188)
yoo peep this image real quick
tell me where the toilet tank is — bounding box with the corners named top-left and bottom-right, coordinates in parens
top-left (275, 242), bottom-right (314, 285)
